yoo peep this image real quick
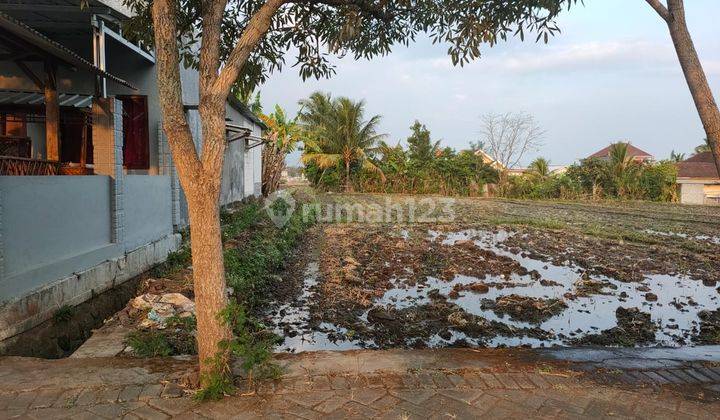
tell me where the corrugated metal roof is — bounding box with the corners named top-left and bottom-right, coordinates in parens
top-left (0, 10), bottom-right (136, 90)
top-left (227, 95), bottom-right (267, 130)
top-left (0, 89), bottom-right (93, 107)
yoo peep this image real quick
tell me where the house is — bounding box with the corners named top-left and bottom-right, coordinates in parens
top-left (585, 142), bottom-right (654, 163)
top-left (474, 149), bottom-right (505, 171)
top-left (676, 152), bottom-right (720, 205)
top-left (0, 1), bottom-right (264, 350)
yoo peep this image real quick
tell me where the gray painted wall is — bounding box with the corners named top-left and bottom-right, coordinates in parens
top-left (124, 175), bottom-right (173, 250)
top-left (0, 176), bottom-right (114, 299)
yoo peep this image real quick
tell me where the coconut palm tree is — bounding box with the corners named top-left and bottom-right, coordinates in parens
top-left (608, 142), bottom-right (640, 197)
top-left (695, 138), bottom-right (711, 154)
top-left (670, 150), bottom-right (686, 162)
top-left (299, 93), bottom-right (385, 191)
top-left (528, 157), bottom-right (551, 179)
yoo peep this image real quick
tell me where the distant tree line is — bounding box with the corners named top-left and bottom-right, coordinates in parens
top-left (503, 143), bottom-right (678, 202)
top-left (298, 92), bottom-right (499, 196)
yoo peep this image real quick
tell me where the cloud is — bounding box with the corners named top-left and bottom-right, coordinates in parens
top-left (424, 40), bottom-right (676, 75)
top-left (494, 41), bottom-right (674, 73)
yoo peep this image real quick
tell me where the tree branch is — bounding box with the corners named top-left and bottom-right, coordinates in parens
top-left (645, 0), bottom-right (670, 22)
top-left (213, 0), bottom-right (287, 97)
top-left (199, 0), bottom-right (229, 99)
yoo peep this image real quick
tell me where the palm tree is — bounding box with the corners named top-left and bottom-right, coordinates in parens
top-left (608, 142), bottom-right (640, 197)
top-left (670, 150), bottom-right (686, 162)
top-left (528, 157), bottom-right (551, 179)
top-left (299, 93), bottom-right (385, 191)
top-left (260, 105), bottom-right (299, 195)
top-left (695, 138), bottom-right (711, 154)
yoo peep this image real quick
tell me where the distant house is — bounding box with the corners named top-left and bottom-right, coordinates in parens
top-left (585, 143), bottom-right (654, 163)
top-left (474, 149), bottom-right (505, 170)
top-left (677, 152), bottom-right (720, 205)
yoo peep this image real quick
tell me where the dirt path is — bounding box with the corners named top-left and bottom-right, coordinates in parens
top-left (1, 348), bottom-right (718, 419)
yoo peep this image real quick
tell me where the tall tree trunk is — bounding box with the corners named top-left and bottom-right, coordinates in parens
top-left (186, 181), bottom-right (231, 379)
top-left (653, 0), bottom-right (720, 172)
top-left (345, 159), bottom-right (351, 192)
top-left (150, 0), bottom-right (286, 388)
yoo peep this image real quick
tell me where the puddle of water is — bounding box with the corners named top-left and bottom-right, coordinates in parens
top-left (644, 229), bottom-right (720, 245)
top-left (269, 229), bottom-right (719, 352)
top-left (269, 262), bottom-right (371, 352)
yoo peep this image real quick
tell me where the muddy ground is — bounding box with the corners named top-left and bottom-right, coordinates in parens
top-left (264, 194), bottom-right (720, 352)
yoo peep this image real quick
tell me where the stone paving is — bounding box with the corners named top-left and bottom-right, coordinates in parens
top-left (1, 348), bottom-right (719, 419)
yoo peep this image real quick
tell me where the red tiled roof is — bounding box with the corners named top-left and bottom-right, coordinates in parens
top-left (678, 152), bottom-right (719, 179)
top-left (587, 143), bottom-right (654, 160)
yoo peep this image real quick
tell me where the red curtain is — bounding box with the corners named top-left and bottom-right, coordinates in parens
top-left (119, 96), bottom-right (149, 170)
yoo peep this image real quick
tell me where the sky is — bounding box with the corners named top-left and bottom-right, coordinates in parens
top-left (257, 0), bottom-right (720, 167)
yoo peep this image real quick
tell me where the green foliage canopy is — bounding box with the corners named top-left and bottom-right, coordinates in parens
top-left (122, 0), bottom-right (579, 94)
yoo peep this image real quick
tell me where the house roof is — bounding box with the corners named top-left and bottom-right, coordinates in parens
top-left (678, 151), bottom-right (719, 179)
top-left (473, 149), bottom-right (505, 170)
top-left (0, 11), bottom-right (136, 89)
top-left (587, 143), bottom-right (654, 160)
top-left (227, 95), bottom-right (267, 130)
top-left (0, 89), bottom-right (93, 107)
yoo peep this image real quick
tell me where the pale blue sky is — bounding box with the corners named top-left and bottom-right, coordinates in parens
top-left (259, 0), bottom-right (720, 167)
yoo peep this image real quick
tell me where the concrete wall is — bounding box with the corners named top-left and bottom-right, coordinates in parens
top-left (680, 182), bottom-right (709, 205)
top-left (0, 176), bottom-right (113, 296)
top-left (0, 97), bottom-right (182, 345)
top-left (0, 234), bottom-right (180, 343)
top-left (178, 103), bottom-right (263, 219)
top-left (221, 139), bottom-right (246, 205)
top-left (124, 175), bottom-right (173, 250)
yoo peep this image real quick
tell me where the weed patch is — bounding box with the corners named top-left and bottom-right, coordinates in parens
top-left (126, 315), bottom-right (197, 357)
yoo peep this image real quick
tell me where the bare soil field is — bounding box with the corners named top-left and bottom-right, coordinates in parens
top-left (265, 193), bottom-right (720, 352)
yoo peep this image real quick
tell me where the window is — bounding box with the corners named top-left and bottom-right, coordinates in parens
top-left (118, 96), bottom-right (149, 170)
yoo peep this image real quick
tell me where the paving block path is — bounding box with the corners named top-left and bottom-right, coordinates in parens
top-left (1, 348), bottom-right (719, 419)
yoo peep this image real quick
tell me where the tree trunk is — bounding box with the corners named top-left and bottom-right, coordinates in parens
top-left (344, 159), bottom-right (352, 192)
top-left (665, 0), bottom-right (720, 171)
top-left (186, 181), bottom-right (232, 382)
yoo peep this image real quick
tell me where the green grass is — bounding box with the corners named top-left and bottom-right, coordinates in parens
top-left (487, 216), bottom-right (566, 231)
top-left (126, 330), bottom-right (174, 357)
top-left (151, 244), bottom-right (191, 278)
top-left (125, 315), bottom-right (197, 357)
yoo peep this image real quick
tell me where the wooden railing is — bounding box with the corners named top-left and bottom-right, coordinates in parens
top-left (0, 136), bottom-right (31, 158)
top-left (0, 156), bottom-right (61, 175)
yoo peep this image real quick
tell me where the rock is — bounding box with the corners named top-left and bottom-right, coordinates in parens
top-left (161, 382), bottom-right (185, 398)
top-left (131, 293), bottom-right (196, 329)
top-left (130, 294), bottom-right (161, 310)
top-left (636, 285), bottom-right (651, 292)
top-left (645, 293), bottom-right (658, 302)
top-left (159, 293), bottom-right (195, 313)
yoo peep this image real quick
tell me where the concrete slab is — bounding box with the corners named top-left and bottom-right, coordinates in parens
top-left (538, 346), bottom-right (720, 365)
top-left (71, 326), bottom-right (131, 358)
